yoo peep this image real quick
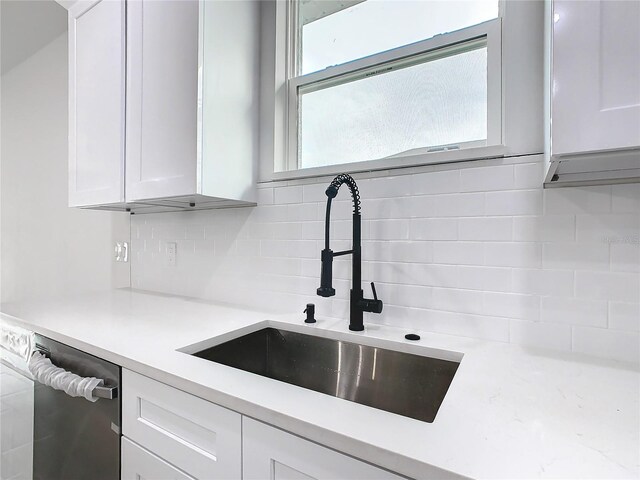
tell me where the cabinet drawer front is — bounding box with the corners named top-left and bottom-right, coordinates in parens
top-left (122, 369), bottom-right (241, 479)
top-left (242, 418), bottom-right (403, 480)
top-left (122, 437), bottom-right (194, 480)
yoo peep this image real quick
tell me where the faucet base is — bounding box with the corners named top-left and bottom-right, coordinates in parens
top-left (348, 324), bottom-right (365, 332)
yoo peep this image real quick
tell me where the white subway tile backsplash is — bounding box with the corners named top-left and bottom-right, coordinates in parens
top-left (368, 219), bottom-right (409, 240)
top-left (383, 284), bottom-right (433, 310)
top-left (132, 158), bottom-right (639, 362)
top-left (460, 165), bottom-right (514, 192)
top-left (236, 239), bottom-right (259, 257)
top-left (575, 271), bottom-right (640, 303)
top-left (576, 213), bottom-right (640, 243)
top-left (363, 197), bottom-right (414, 219)
top-left (362, 241), bottom-right (433, 264)
top-left (609, 302), bottom-right (640, 332)
top-left (375, 305), bottom-right (509, 342)
top-left (485, 190), bottom-right (543, 216)
top-left (610, 243), bottom-right (640, 272)
top-left (483, 292), bottom-right (540, 321)
top-left (410, 218), bottom-right (457, 240)
top-left (272, 222), bottom-right (302, 240)
top-left (509, 320), bottom-right (572, 351)
top-left (511, 268), bottom-right (574, 296)
top-left (433, 242), bottom-right (484, 265)
top-left (540, 296), bottom-right (607, 327)
top-left (411, 170), bottom-right (460, 195)
top-left (302, 183), bottom-right (328, 203)
top-left (286, 203), bottom-right (318, 222)
top-left (430, 193), bottom-right (486, 217)
top-left (542, 242), bottom-right (609, 270)
top-left (512, 215), bottom-right (575, 242)
top-left (185, 224), bottom-right (205, 240)
top-left (484, 242), bottom-right (542, 268)
top-left (544, 186), bottom-right (611, 214)
top-left (259, 205), bottom-right (289, 223)
top-left (256, 187), bottom-right (274, 205)
top-left (431, 287), bottom-right (484, 315)
top-left (364, 176), bottom-right (413, 198)
top-left (572, 326), bottom-right (639, 364)
top-left (274, 185), bottom-right (303, 204)
top-left (514, 162), bottom-right (544, 189)
top-left (457, 266), bottom-right (511, 292)
top-left (611, 183), bottom-right (640, 212)
top-left (459, 217), bottom-right (513, 241)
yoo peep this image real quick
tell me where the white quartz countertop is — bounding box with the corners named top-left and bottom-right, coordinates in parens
top-left (1, 289), bottom-right (638, 479)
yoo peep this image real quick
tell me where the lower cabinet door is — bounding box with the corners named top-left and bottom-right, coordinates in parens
top-left (121, 437), bottom-right (195, 480)
top-left (242, 418), bottom-right (403, 480)
top-left (122, 369), bottom-right (241, 479)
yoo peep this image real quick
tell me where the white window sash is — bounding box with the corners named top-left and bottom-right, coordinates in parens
top-left (284, 16), bottom-right (502, 173)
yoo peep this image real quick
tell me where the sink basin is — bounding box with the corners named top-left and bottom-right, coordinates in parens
top-left (190, 327), bottom-right (460, 423)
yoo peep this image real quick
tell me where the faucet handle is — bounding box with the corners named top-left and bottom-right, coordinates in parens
top-left (370, 282), bottom-right (378, 301)
top-left (361, 282), bottom-right (383, 314)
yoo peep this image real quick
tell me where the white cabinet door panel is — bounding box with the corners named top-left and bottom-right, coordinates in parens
top-left (68, 0), bottom-right (125, 207)
top-left (552, 0), bottom-right (640, 155)
top-left (121, 437), bottom-right (195, 480)
top-left (242, 418), bottom-right (404, 480)
top-left (125, 0), bottom-right (199, 201)
top-left (122, 369), bottom-right (241, 480)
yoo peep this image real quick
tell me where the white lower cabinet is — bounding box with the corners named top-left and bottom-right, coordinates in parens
top-left (242, 418), bottom-right (403, 480)
top-left (122, 437), bottom-right (195, 480)
top-left (121, 369), bottom-right (242, 479)
top-left (121, 369), bottom-right (404, 480)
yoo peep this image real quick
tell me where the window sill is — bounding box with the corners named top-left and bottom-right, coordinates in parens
top-left (270, 144), bottom-right (508, 182)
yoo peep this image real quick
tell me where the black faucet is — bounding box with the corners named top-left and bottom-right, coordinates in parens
top-left (317, 174), bottom-right (383, 331)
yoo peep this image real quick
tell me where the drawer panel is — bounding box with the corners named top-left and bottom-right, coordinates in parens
top-left (122, 369), bottom-right (241, 479)
top-left (122, 437), bottom-right (194, 480)
top-left (243, 418), bottom-right (404, 480)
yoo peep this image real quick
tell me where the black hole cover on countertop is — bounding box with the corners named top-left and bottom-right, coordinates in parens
top-left (405, 333), bottom-right (420, 341)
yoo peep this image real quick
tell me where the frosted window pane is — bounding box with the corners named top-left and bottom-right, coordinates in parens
top-left (298, 47), bottom-right (487, 169)
top-left (300, 0), bottom-right (498, 75)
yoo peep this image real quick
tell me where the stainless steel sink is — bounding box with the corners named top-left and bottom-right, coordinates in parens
top-left (190, 327), bottom-right (460, 423)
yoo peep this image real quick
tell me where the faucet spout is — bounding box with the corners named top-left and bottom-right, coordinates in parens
top-left (317, 174), bottom-right (382, 331)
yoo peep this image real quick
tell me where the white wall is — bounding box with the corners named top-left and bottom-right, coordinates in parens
top-left (0, 33), bottom-right (130, 304)
top-left (131, 155), bottom-right (640, 364)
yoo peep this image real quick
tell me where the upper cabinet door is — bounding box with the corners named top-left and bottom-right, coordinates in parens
top-left (68, 0), bottom-right (125, 207)
top-left (552, 0), bottom-right (640, 156)
top-left (125, 0), bottom-right (199, 202)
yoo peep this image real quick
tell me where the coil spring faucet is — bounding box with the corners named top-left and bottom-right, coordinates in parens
top-left (317, 174), bottom-right (383, 331)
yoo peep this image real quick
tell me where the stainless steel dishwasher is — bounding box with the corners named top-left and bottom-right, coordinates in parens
top-left (0, 326), bottom-right (121, 480)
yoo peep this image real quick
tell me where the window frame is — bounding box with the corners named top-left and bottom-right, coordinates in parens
top-left (263, 0), bottom-right (544, 182)
top-left (286, 17), bottom-right (502, 173)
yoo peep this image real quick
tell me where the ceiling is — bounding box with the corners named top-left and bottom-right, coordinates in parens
top-left (1, 0), bottom-right (67, 75)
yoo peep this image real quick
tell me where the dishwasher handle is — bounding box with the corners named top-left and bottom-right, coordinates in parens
top-left (93, 385), bottom-right (118, 400)
top-left (29, 350), bottom-right (117, 402)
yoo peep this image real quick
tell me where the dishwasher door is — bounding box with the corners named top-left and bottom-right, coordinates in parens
top-left (33, 334), bottom-right (121, 480)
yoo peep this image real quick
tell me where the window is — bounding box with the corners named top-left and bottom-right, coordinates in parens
top-left (277, 0), bottom-right (502, 174)
top-left (266, 0), bottom-right (544, 179)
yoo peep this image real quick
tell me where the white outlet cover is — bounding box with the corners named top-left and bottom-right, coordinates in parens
top-left (166, 242), bottom-right (177, 266)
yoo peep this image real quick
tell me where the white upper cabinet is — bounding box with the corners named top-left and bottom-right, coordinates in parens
top-left (125, 0), bottom-right (199, 202)
top-left (68, 0), bottom-right (259, 212)
top-left (68, 0), bottom-right (125, 207)
top-left (545, 0), bottom-right (640, 186)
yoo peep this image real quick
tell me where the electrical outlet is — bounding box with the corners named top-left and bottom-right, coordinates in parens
top-left (114, 242), bottom-right (129, 262)
top-left (166, 242), bottom-right (177, 266)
